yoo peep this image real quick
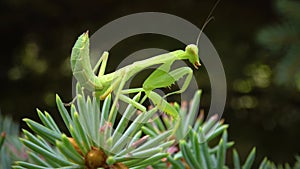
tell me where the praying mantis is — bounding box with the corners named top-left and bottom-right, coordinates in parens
top-left (70, 0), bottom-right (221, 119)
top-left (71, 32), bottom-right (200, 118)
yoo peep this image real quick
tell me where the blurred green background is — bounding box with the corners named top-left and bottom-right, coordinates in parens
top-left (0, 0), bottom-right (299, 166)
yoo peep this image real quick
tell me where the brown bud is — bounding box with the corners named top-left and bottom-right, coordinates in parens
top-left (85, 147), bottom-right (106, 169)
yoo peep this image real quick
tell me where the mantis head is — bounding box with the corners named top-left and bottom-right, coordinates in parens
top-left (184, 0), bottom-right (220, 70)
top-left (185, 44), bottom-right (201, 69)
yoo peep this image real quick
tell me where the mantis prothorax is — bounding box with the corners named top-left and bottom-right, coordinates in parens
top-left (71, 32), bottom-right (200, 118)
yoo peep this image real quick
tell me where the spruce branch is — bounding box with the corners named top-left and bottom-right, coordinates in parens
top-left (13, 83), bottom-right (174, 169)
top-left (0, 113), bottom-right (27, 169)
top-left (10, 85), bottom-right (300, 169)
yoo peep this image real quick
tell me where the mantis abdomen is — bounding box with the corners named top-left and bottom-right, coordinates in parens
top-left (71, 32), bottom-right (103, 91)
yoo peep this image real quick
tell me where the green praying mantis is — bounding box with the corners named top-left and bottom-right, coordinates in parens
top-left (69, 1), bottom-right (223, 121)
top-left (71, 31), bottom-right (200, 119)
top-left (70, 0), bottom-right (221, 119)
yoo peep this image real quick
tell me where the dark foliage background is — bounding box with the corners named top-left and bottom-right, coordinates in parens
top-left (0, 0), bottom-right (299, 166)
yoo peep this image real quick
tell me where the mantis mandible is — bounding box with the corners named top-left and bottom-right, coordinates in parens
top-left (71, 32), bottom-right (200, 118)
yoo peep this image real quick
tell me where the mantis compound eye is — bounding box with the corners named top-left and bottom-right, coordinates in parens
top-left (185, 44), bottom-right (201, 69)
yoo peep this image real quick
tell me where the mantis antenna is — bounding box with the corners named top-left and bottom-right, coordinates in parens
top-left (196, 0), bottom-right (222, 46)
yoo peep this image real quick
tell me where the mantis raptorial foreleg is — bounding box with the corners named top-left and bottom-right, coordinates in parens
top-left (120, 64), bottom-right (194, 118)
top-left (162, 67), bottom-right (193, 98)
top-left (142, 59), bottom-right (194, 115)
